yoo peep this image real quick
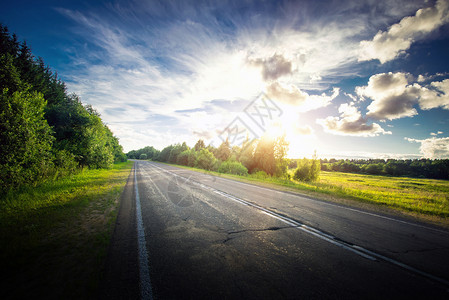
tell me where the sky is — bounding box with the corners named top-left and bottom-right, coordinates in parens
top-left (1, 0), bottom-right (449, 159)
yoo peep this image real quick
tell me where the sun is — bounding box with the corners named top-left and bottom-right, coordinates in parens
top-left (267, 109), bottom-right (319, 158)
top-left (264, 121), bottom-right (285, 140)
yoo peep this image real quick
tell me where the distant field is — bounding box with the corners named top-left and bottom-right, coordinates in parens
top-left (315, 171), bottom-right (449, 217)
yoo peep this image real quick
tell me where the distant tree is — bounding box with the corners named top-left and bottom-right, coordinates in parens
top-left (238, 139), bottom-right (256, 172)
top-left (105, 127), bottom-right (127, 162)
top-left (215, 139), bottom-right (231, 161)
top-left (156, 145), bottom-right (174, 162)
top-left (139, 153), bottom-right (147, 160)
top-left (194, 139), bottom-right (205, 151)
top-left (168, 142), bottom-right (189, 163)
top-left (230, 145), bottom-right (241, 161)
top-left (252, 133), bottom-right (289, 176)
top-left (127, 150), bottom-right (138, 159)
top-left (176, 149), bottom-right (191, 166)
top-left (187, 150), bottom-right (197, 167)
top-left (363, 163), bottom-right (384, 175)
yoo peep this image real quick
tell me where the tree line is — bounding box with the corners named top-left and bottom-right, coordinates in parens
top-left (0, 25), bottom-right (126, 194)
top-left (128, 134), bottom-right (290, 176)
top-left (318, 158), bottom-right (449, 180)
top-left (129, 140), bottom-right (449, 181)
top-left (127, 134), bottom-right (321, 182)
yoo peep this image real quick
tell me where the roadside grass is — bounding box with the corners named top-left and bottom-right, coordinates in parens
top-left (0, 161), bottom-right (133, 299)
top-left (160, 162), bottom-right (449, 225)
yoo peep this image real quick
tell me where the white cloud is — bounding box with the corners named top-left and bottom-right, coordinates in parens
top-left (317, 102), bottom-right (391, 137)
top-left (357, 72), bottom-right (420, 120)
top-left (430, 131), bottom-right (444, 136)
top-left (406, 136), bottom-right (449, 159)
top-left (359, 0), bottom-right (449, 63)
top-left (266, 82), bottom-right (339, 112)
top-left (417, 74), bottom-right (427, 82)
top-left (419, 79), bottom-right (449, 110)
top-left (356, 73), bottom-right (449, 121)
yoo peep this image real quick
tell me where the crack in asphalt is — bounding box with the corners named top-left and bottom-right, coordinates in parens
top-left (219, 225), bottom-right (301, 244)
top-left (227, 225), bottom-right (298, 235)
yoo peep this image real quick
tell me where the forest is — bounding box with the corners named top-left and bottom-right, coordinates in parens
top-left (0, 25), bottom-right (126, 194)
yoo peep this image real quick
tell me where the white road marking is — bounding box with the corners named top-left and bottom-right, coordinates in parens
top-left (352, 246), bottom-right (449, 287)
top-left (135, 164), bottom-right (154, 300)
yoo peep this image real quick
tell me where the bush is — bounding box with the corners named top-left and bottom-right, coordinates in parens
top-left (139, 154), bottom-right (147, 160)
top-left (218, 160), bottom-right (248, 176)
top-left (52, 150), bottom-right (78, 178)
top-left (195, 148), bottom-right (217, 171)
top-left (0, 89), bottom-right (54, 193)
top-left (293, 158), bottom-right (320, 182)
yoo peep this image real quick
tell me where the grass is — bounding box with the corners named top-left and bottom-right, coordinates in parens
top-left (317, 171), bottom-right (449, 216)
top-left (0, 161), bottom-right (133, 299)
top-left (161, 162), bottom-right (449, 226)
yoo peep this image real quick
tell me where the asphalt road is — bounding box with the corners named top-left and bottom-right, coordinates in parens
top-left (108, 160), bottom-right (449, 299)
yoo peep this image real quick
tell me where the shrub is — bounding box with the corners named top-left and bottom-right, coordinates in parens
top-left (139, 153), bottom-right (147, 160)
top-left (0, 89), bottom-right (54, 193)
top-left (293, 158), bottom-right (320, 182)
top-left (195, 148), bottom-right (217, 171)
top-left (218, 160), bottom-right (248, 176)
top-left (251, 170), bottom-right (269, 179)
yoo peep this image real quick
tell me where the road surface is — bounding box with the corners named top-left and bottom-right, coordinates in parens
top-left (103, 161), bottom-right (449, 299)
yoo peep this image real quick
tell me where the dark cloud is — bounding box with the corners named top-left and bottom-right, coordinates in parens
top-left (266, 82), bottom-right (338, 111)
top-left (266, 82), bottom-right (307, 105)
top-left (249, 54), bottom-right (293, 81)
top-left (357, 72), bottom-right (420, 120)
top-left (366, 91), bottom-right (419, 120)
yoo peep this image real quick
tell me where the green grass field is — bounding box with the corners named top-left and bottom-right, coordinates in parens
top-left (309, 171), bottom-right (449, 217)
top-left (0, 161), bottom-right (133, 299)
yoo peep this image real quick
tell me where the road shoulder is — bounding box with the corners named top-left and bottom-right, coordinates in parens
top-left (100, 162), bottom-right (140, 299)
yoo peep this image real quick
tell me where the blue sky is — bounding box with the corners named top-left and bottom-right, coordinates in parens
top-left (2, 0), bottom-right (449, 158)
